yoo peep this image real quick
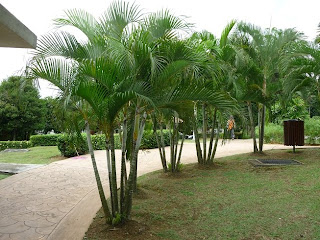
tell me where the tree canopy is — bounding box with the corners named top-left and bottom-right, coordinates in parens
top-left (0, 76), bottom-right (45, 140)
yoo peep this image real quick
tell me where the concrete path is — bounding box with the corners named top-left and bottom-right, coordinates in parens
top-left (0, 140), bottom-right (305, 240)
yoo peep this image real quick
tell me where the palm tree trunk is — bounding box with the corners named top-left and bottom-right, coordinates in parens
top-left (152, 114), bottom-right (167, 172)
top-left (105, 133), bottom-right (117, 217)
top-left (124, 110), bottom-right (147, 219)
top-left (207, 108), bottom-right (217, 161)
top-left (177, 133), bottom-right (185, 169)
top-left (173, 116), bottom-right (179, 171)
top-left (159, 123), bottom-right (167, 169)
top-left (259, 104), bottom-right (266, 152)
top-left (193, 103), bottom-right (203, 163)
top-left (110, 132), bottom-right (119, 213)
top-left (247, 101), bottom-right (258, 152)
top-left (120, 116), bottom-right (128, 216)
top-left (85, 121), bottom-right (111, 223)
top-left (169, 121), bottom-right (175, 172)
top-left (202, 103), bottom-right (207, 164)
top-left (259, 75), bottom-right (267, 152)
top-left (209, 122), bottom-right (220, 163)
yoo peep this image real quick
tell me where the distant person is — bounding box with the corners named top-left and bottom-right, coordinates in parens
top-left (227, 115), bottom-right (236, 140)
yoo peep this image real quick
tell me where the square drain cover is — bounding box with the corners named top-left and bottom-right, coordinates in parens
top-left (249, 159), bottom-right (302, 167)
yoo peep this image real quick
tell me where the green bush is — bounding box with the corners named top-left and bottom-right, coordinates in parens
top-left (262, 123), bottom-right (283, 144)
top-left (262, 117), bottom-right (320, 145)
top-left (30, 134), bottom-right (62, 146)
top-left (57, 130), bottom-right (171, 157)
top-left (141, 130), bottom-right (170, 149)
top-left (0, 141), bottom-right (32, 151)
top-left (91, 134), bottom-right (121, 150)
top-left (57, 134), bottom-right (88, 157)
top-left (304, 117), bottom-right (320, 144)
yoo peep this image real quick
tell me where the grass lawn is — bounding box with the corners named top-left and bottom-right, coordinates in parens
top-left (0, 174), bottom-right (10, 180)
top-left (85, 148), bottom-right (320, 240)
top-left (0, 146), bottom-right (65, 164)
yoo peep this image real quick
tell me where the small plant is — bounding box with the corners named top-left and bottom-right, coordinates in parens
top-left (168, 163), bottom-right (184, 172)
top-left (111, 213), bottom-right (122, 226)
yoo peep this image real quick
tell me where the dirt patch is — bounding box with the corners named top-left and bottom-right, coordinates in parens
top-left (84, 216), bottom-right (158, 240)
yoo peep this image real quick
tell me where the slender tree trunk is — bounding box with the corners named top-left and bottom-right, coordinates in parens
top-left (85, 122), bottom-right (111, 222)
top-left (193, 103), bottom-right (203, 163)
top-left (120, 116), bottom-right (128, 216)
top-left (259, 76), bottom-right (267, 152)
top-left (159, 123), bottom-right (167, 169)
top-left (210, 122), bottom-right (220, 162)
top-left (169, 121), bottom-right (175, 172)
top-left (124, 110), bottom-right (146, 219)
top-left (202, 103), bottom-right (207, 164)
top-left (176, 133), bottom-right (185, 169)
top-left (110, 132), bottom-right (119, 213)
top-left (247, 101), bottom-right (258, 152)
top-left (13, 129), bottom-right (16, 141)
top-left (105, 133), bottom-right (117, 217)
top-left (173, 115), bottom-right (179, 171)
top-left (259, 105), bottom-right (266, 152)
top-left (207, 108), bottom-right (217, 161)
top-left (152, 115), bottom-right (167, 172)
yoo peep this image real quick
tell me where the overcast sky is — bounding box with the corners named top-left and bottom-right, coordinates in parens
top-left (1, 0), bottom-right (319, 98)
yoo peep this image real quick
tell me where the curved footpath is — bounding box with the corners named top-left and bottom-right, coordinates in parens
top-left (0, 140), bottom-right (311, 240)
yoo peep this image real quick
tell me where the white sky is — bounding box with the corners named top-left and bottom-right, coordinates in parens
top-left (0, 0), bottom-right (319, 98)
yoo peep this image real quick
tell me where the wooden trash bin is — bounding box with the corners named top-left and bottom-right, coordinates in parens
top-left (283, 120), bottom-right (304, 152)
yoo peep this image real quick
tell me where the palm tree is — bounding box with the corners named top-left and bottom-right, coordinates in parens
top-left (27, 1), bottom-right (157, 224)
top-left (282, 41), bottom-right (320, 106)
top-left (188, 21), bottom-right (238, 164)
top-left (27, 0), bottom-right (232, 222)
top-left (228, 33), bottom-right (265, 152)
top-left (237, 23), bottom-right (303, 152)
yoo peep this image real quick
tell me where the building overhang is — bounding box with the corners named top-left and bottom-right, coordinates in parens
top-left (0, 4), bottom-right (37, 49)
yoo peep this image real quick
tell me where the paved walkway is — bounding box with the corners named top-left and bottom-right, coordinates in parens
top-left (0, 140), bottom-right (305, 240)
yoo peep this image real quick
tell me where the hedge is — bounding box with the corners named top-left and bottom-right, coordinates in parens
top-left (57, 130), bottom-right (171, 157)
top-left (261, 117), bottom-right (320, 145)
top-left (57, 134), bottom-right (88, 157)
top-left (30, 134), bottom-right (62, 146)
top-left (0, 141), bottom-right (32, 151)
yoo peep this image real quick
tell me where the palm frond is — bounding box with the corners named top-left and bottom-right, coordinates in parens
top-left (54, 9), bottom-right (99, 41)
top-left (220, 20), bottom-right (236, 48)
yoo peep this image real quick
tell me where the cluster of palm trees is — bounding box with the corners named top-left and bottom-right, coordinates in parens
top-left (26, 1), bottom-right (319, 225)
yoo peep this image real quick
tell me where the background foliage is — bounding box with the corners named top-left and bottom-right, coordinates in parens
top-left (0, 76), bottom-right (45, 140)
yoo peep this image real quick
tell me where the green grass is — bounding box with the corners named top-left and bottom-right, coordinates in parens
top-left (0, 146), bottom-right (64, 164)
top-left (0, 174), bottom-right (10, 180)
top-left (85, 148), bottom-right (320, 240)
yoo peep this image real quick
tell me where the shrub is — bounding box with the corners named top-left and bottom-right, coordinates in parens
top-left (57, 130), bottom-right (171, 157)
top-left (262, 117), bottom-right (320, 145)
top-left (141, 130), bottom-right (170, 149)
top-left (262, 123), bottom-right (283, 144)
top-left (91, 134), bottom-right (121, 150)
top-left (57, 134), bottom-right (88, 157)
top-left (30, 134), bottom-right (62, 146)
top-left (0, 141), bottom-right (32, 151)
top-left (304, 117), bottom-right (320, 144)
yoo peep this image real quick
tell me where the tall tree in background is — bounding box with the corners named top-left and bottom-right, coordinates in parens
top-left (43, 97), bottom-right (64, 133)
top-left (0, 76), bottom-right (45, 140)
